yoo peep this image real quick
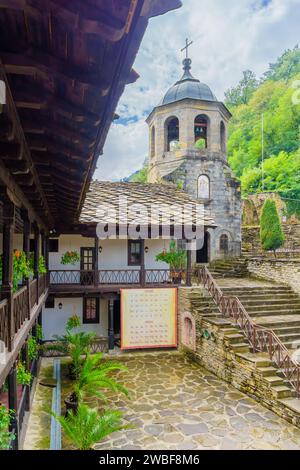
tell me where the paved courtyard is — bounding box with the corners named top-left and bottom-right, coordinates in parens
top-left (25, 352), bottom-right (300, 450)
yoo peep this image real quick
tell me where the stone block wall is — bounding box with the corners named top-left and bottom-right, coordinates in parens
top-left (248, 258), bottom-right (300, 295)
top-left (242, 224), bottom-right (300, 256)
top-left (177, 287), bottom-right (300, 427)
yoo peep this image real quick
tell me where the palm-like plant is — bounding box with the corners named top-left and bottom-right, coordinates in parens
top-left (53, 403), bottom-right (127, 450)
top-left (44, 316), bottom-right (96, 379)
top-left (74, 353), bottom-right (129, 402)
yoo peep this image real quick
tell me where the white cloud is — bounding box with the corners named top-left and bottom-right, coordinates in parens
top-left (94, 0), bottom-right (300, 181)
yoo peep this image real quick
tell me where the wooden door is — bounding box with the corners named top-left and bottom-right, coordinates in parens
top-left (80, 247), bottom-right (95, 285)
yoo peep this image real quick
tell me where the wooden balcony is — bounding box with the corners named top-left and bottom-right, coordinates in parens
top-left (49, 269), bottom-right (189, 294)
top-left (0, 274), bottom-right (49, 387)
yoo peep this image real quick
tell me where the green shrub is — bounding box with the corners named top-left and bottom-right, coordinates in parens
top-left (260, 199), bottom-right (285, 256)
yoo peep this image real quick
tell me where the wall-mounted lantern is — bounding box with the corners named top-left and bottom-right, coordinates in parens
top-left (58, 302), bottom-right (63, 310)
top-left (145, 246), bottom-right (149, 254)
top-left (99, 246), bottom-right (103, 254)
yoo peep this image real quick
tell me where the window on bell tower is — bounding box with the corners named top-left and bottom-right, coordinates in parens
top-left (165, 116), bottom-right (179, 151)
top-left (220, 121), bottom-right (226, 153)
top-left (194, 115), bottom-right (208, 149)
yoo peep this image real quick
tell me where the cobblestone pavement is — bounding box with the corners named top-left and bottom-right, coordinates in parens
top-left (94, 352), bottom-right (300, 451)
top-left (25, 352), bottom-right (300, 450)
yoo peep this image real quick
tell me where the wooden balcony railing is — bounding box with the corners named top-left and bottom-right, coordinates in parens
top-left (0, 273), bottom-right (49, 352)
top-left (198, 266), bottom-right (300, 398)
top-left (49, 269), bottom-right (187, 287)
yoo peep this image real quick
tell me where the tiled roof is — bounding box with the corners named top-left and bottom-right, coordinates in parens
top-left (80, 181), bottom-right (216, 227)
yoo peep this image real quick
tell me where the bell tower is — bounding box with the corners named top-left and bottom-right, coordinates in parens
top-left (146, 53), bottom-right (241, 262)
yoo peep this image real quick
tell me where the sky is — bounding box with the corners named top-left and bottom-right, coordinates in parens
top-left (94, 0), bottom-right (300, 182)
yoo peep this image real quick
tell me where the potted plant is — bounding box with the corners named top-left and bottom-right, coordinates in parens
top-left (44, 316), bottom-right (96, 380)
top-left (156, 241), bottom-right (187, 284)
top-left (64, 353), bottom-right (129, 415)
top-left (0, 406), bottom-right (15, 450)
top-left (0, 251), bottom-right (33, 292)
top-left (61, 251), bottom-right (80, 266)
top-left (52, 403), bottom-right (127, 450)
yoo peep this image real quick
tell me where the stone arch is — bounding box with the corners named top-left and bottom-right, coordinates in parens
top-left (150, 125), bottom-right (155, 159)
top-left (220, 120), bottom-right (226, 153)
top-left (181, 312), bottom-right (196, 351)
top-left (164, 116), bottom-right (179, 152)
top-left (197, 174), bottom-right (210, 200)
top-left (194, 114), bottom-right (210, 149)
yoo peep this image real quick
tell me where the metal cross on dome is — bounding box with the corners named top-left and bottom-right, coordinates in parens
top-left (181, 38), bottom-right (193, 59)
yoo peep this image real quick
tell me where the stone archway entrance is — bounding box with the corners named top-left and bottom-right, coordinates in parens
top-left (196, 232), bottom-right (210, 264)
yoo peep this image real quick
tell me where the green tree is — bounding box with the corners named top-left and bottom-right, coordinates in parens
top-left (260, 199), bottom-right (285, 256)
top-left (225, 70), bottom-right (259, 108)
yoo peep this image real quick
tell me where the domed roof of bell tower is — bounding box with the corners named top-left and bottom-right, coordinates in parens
top-left (160, 58), bottom-right (217, 106)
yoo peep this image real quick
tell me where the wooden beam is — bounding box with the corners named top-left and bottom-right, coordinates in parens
top-left (0, 50), bottom-right (111, 94)
top-left (0, 0), bottom-right (131, 42)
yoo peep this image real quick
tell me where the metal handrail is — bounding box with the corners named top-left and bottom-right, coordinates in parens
top-left (198, 266), bottom-right (300, 398)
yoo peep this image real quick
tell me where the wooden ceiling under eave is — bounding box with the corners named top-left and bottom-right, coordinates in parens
top-left (0, 0), bottom-right (182, 232)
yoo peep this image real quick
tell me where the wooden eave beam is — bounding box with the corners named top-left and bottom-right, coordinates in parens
top-left (0, 51), bottom-right (111, 95)
top-left (0, 0), bottom-right (133, 42)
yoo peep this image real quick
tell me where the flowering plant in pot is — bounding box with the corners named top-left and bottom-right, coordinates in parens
top-left (61, 251), bottom-right (80, 266)
top-left (0, 250), bottom-right (33, 292)
top-left (156, 241), bottom-right (187, 284)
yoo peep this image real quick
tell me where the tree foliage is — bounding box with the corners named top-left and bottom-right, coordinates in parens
top-left (227, 47), bottom-right (300, 201)
top-left (260, 199), bottom-right (285, 255)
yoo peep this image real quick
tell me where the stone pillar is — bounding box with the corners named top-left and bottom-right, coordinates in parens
top-left (108, 299), bottom-right (115, 350)
top-left (8, 364), bottom-right (19, 449)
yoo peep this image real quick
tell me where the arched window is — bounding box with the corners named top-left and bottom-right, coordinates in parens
top-left (220, 234), bottom-right (229, 255)
top-left (195, 115), bottom-right (209, 149)
top-left (198, 175), bottom-right (210, 200)
top-left (220, 121), bottom-right (226, 153)
top-left (165, 116), bottom-right (179, 151)
top-left (150, 126), bottom-right (155, 159)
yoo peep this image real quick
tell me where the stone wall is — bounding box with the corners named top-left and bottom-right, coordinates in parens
top-left (242, 225), bottom-right (300, 256)
top-left (178, 287), bottom-right (300, 427)
top-left (247, 258), bottom-right (300, 295)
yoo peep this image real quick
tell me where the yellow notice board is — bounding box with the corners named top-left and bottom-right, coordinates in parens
top-left (121, 288), bottom-right (177, 350)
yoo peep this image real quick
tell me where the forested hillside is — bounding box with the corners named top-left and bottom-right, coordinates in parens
top-left (226, 47), bottom-right (300, 200)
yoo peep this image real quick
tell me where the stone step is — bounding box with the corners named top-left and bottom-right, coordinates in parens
top-left (272, 325), bottom-right (300, 335)
top-left (271, 385), bottom-right (293, 399)
top-left (239, 300), bottom-right (300, 307)
top-left (264, 376), bottom-right (285, 387)
top-left (224, 333), bottom-right (246, 344)
top-left (276, 332), bottom-right (300, 343)
top-left (230, 342), bottom-right (249, 353)
top-left (257, 366), bottom-right (279, 377)
top-left (233, 294), bottom-right (300, 301)
top-left (222, 287), bottom-right (289, 293)
top-left (246, 307), bottom-right (300, 317)
top-left (256, 318), bottom-right (300, 329)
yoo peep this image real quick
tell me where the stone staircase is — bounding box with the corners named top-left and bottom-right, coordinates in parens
top-left (221, 284), bottom-right (300, 351)
top-left (207, 258), bottom-right (249, 278)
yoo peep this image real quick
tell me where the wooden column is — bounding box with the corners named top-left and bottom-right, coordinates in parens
top-left (44, 235), bottom-right (49, 271)
top-left (94, 236), bottom-right (99, 286)
top-left (22, 341), bottom-right (31, 412)
top-left (22, 210), bottom-right (31, 317)
top-left (108, 298), bottom-right (115, 350)
top-left (140, 239), bottom-right (145, 287)
top-left (186, 241), bottom-right (192, 287)
top-left (22, 210), bottom-right (31, 258)
top-left (33, 224), bottom-right (40, 304)
top-left (2, 198), bottom-right (15, 351)
top-left (8, 364), bottom-right (19, 450)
